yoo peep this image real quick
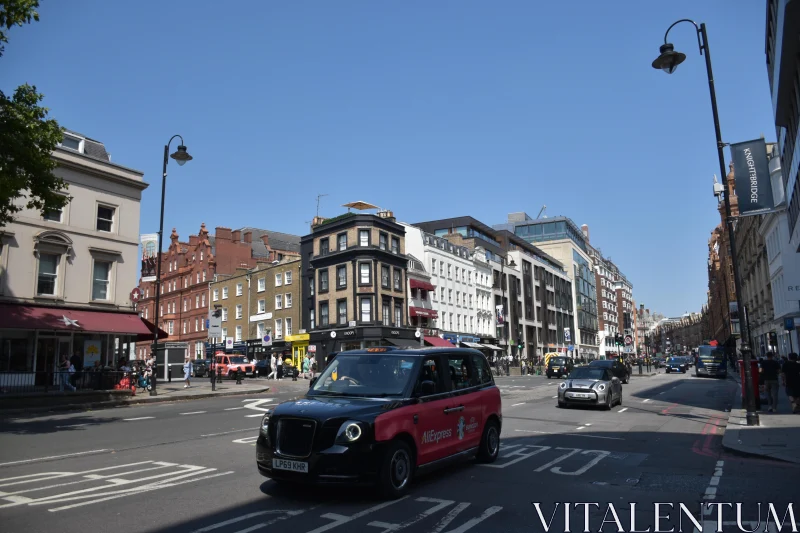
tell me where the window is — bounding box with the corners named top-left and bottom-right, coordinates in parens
top-left (96, 205), bottom-right (115, 232)
top-left (337, 265), bottom-right (347, 288)
top-left (310, 310), bottom-right (316, 329)
top-left (221, 327), bottom-right (227, 339)
top-left (183, 321), bottom-right (187, 334)
top-left (200, 250), bottom-right (204, 261)
top-left (235, 325), bottom-right (242, 341)
top-left (91, 260), bottom-right (111, 300)
top-left (275, 273), bottom-right (282, 287)
top-left (195, 295), bottom-right (200, 308)
top-left (236, 283), bottom-right (243, 296)
top-left (381, 265), bottom-right (390, 288)
top-left (449, 289), bottom-right (453, 303)
top-left (359, 263), bottom-right (371, 284)
top-left (320, 238), bottom-right (329, 255)
top-left (379, 233), bottom-right (388, 250)
top-left (394, 302), bottom-right (402, 327)
top-left (440, 287), bottom-right (445, 300)
top-left (168, 321), bottom-right (174, 335)
top-left (320, 302), bottom-right (329, 326)
top-left (183, 299), bottom-right (188, 312)
top-left (447, 264), bottom-right (452, 278)
top-left (361, 297), bottom-right (372, 322)
top-left (258, 277), bottom-right (265, 292)
top-left (359, 229), bottom-right (370, 247)
top-left (338, 233), bottom-right (347, 251)
top-left (471, 353), bottom-right (493, 385)
top-left (391, 237), bottom-right (399, 254)
top-left (236, 304), bottom-right (242, 319)
top-left (195, 318), bottom-right (199, 332)
top-left (284, 271), bottom-right (292, 285)
top-left (431, 259), bottom-right (436, 274)
top-left (319, 269), bottom-right (329, 292)
top-left (201, 293), bottom-right (206, 306)
top-left (37, 253), bottom-right (60, 295)
top-left (338, 300), bottom-right (347, 325)
top-left (448, 354), bottom-right (477, 390)
top-left (275, 294), bottom-right (283, 309)
top-left (382, 301), bottom-right (390, 325)
top-left (309, 277), bottom-right (315, 296)
top-left (393, 269), bottom-right (401, 290)
top-left (222, 308), bottom-right (228, 321)
top-left (43, 206), bottom-right (63, 222)
top-left (285, 293), bottom-right (292, 308)
top-left (275, 319), bottom-right (283, 339)
top-left (59, 133), bottom-right (84, 152)
top-left (414, 357), bottom-right (445, 396)
top-left (257, 322), bottom-right (265, 339)
top-left (222, 287), bottom-right (229, 299)
top-left (285, 317), bottom-right (292, 336)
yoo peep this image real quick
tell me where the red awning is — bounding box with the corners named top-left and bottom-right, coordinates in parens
top-left (425, 336), bottom-right (454, 347)
top-left (409, 307), bottom-right (438, 318)
top-left (409, 279), bottom-right (436, 291)
top-left (0, 303), bottom-right (168, 340)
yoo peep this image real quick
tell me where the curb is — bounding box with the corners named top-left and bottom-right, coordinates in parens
top-left (0, 386), bottom-right (271, 417)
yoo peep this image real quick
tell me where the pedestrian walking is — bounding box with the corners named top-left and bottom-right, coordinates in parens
top-left (276, 355), bottom-right (283, 380)
top-left (302, 354), bottom-right (310, 379)
top-left (267, 354), bottom-right (277, 380)
top-left (183, 356), bottom-right (193, 388)
top-left (782, 353), bottom-right (800, 413)
top-left (760, 351), bottom-right (782, 413)
top-left (59, 355), bottom-right (76, 391)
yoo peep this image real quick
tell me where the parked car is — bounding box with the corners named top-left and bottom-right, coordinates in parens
top-left (588, 359), bottom-right (630, 384)
top-left (256, 346), bottom-right (501, 498)
top-left (255, 358), bottom-right (271, 377)
top-left (192, 358), bottom-right (208, 377)
top-left (558, 366), bottom-right (622, 409)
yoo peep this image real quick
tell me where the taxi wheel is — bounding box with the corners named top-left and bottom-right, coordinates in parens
top-left (477, 420), bottom-right (500, 463)
top-left (379, 441), bottom-right (413, 499)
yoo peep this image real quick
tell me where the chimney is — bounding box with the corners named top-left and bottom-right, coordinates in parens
top-left (188, 235), bottom-right (198, 246)
top-left (215, 227), bottom-right (232, 241)
top-left (581, 224), bottom-right (590, 242)
top-left (243, 231), bottom-right (252, 243)
top-left (260, 233), bottom-right (270, 248)
top-left (232, 230), bottom-right (241, 243)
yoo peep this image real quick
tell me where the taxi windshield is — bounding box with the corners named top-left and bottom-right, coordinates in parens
top-left (228, 356), bottom-right (247, 364)
top-left (549, 357), bottom-right (567, 365)
top-left (310, 353), bottom-right (417, 397)
top-left (569, 367), bottom-right (606, 380)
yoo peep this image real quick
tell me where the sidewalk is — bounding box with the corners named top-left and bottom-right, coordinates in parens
top-left (722, 372), bottom-right (800, 463)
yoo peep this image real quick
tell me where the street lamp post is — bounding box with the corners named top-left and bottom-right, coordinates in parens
top-left (149, 136), bottom-right (193, 397)
top-left (652, 20), bottom-right (759, 426)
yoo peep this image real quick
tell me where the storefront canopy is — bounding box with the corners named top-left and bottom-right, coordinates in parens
top-left (424, 336), bottom-right (454, 347)
top-left (460, 341), bottom-right (484, 349)
top-left (0, 303), bottom-right (165, 339)
top-left (409, 279), bottom-right (436, 291)
top-left (481, 344), bottom-right (503, 351)
top-left (409, 306), bottom-right (438, 318)
top-left (384, 338), bottom-right (421, 348)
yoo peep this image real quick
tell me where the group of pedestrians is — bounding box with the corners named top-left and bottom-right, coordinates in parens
top-left (264, 353), bottom-right (317, 380)
top-left (759, 351), bottom-right (800, 413)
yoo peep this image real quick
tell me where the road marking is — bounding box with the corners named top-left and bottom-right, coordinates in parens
top-left (441, 506), bottom-right (502, 533)
top-left (481, 445), bottom-right (551, 469)
top-left (224, 407), bottom-right (245, 411)
top-left (306, 498), bottom-right (409, 533)
top-left (368, 497), bottom-right (454, 532)
top-left (534, 447), bottom-right (580, 472)
top-left (618, 408), bottom-right (628, 413)
top-left (232, 436), bottom-right (259, 445)
top-left (702, 460), bottom-right (724, 502)
top-left (552, 395), bottom-right (558, 399)
top-left (201, 428), bottom-right (258, 437)
top-left (245, 414), bottom-right (265, 418)
top-left (123, 417), bottom-right (155, 421)
top-left (55, 423), bottom-right (90, 429)
top-left (567, 434), bottom-right (624, 441)
top-left (431, 502), bottom-right (470, 533)
top-left (643, 399), bottom-right (651, 403)
top-left (189, 510), bottom-right (298, 532)
top-left (0, 450), bottom-right (110, 468)
top-left (180, 411), bottom-right (206, 415)
top-left (513, 429), bottom-right (548, 435)
top-left (584, 423), bottom-right (591, 426)
top-left (511, 403), bottom-right (525, 407)
top-left (550, 450), bottom-right (610, 476)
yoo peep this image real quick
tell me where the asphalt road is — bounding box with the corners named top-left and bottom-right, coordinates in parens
top-left (0, 370), bottom-right (796, 533)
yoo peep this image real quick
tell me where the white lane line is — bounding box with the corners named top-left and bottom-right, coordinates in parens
top-left (576, 426), bottom-right (585, 430)
top-left (245, 414), bottom-right (265, 418)
top-left (0, 450), bottom-right (110, 468)
top-left (514, 429), bottom-right (549, 434)
top-left (224, 407), bottom-right (245, 411)
top-left (55, 423), bottom-right (90, 429)
top-left (201, 428), bottom-right (258, 438)
top-left (618, 407), bottom-right (628, 413)
top-left (513, 429), bottom-right (622, 440)
top-left (584, 423), bottom-right (591, 426)
top-left (643, 399), bottom-right (651, 403)
top-left (552, 395), bottom-right (558, 399)
top-left (180, 411), bottom-right (206, 415)
top-left (511, 403), bottom-right (526, 407)
top-left (307, 498), bottom-right (409, 533)
top-left (123, 417), bottom-right (155, 421)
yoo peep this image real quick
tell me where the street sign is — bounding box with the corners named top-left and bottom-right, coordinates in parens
top-left (785, 317), bottom-right (795, 331)
top-left (308, 345), bottom-right (317, 353)
top-left (624, 335), bottom-right (633, 346)
top-left (207, 309), bottom-right (222, 339)
top-left (568, 345), bottom-right (574, 351)
top-left (225, 338), bottom-right (234, 349)
top-left (261, 334), bottom-right (272, 347)
top-left (623, 346), bottom-right (634, 353)
top-left (130, 287), bottom-right (141, 304)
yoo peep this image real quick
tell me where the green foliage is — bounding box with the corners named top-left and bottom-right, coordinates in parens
top-left (316, 212), bottom-right (356, 227)
top-left (0, 0), bottom-right (67, 228)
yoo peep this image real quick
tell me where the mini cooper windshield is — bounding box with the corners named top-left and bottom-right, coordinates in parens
top-left (569, 367), bottom-right (606, 380)
top-left (310, 353), bottom-right (417, 397)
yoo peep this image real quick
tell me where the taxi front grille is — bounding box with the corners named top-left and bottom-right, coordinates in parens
top-left (276, 418), bottom-right (316, 458)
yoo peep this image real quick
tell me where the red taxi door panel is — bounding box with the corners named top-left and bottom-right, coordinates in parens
top-left (445, 353), bottom-right (483, 452)
top-left (411, 355), bottom-right (454, 465)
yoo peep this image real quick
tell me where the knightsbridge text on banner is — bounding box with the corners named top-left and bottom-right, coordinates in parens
top-left (530, 502), bottom-right (798, 532)
top-left (730, 138), bottom-right (775, 217)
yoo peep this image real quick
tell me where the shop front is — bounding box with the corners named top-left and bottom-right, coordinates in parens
top-left (309, 326), bottom-right (417, 366)
top-left (0, 303), bottom-right (165, 389)
top-left (285, 332), bottom-right (310, 369)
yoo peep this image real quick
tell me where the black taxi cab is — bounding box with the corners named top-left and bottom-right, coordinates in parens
top-left (256, 346), bottom-right (502, 498)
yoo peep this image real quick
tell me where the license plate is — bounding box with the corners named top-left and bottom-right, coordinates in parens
top-left (272, 458), bottom-right (308, 473)
top-left (571, 393), bottom-right (589, 398)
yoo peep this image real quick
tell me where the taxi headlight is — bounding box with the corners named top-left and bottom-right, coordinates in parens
top-left (260, 411), bottom-right (271, 432)
top-left (559, 382), bottom-right (566, 389)
top-left (336, 420), bottom-right (365, 443)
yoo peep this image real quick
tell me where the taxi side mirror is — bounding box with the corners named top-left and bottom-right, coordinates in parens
top-left (416, 380), bottom-right (437, 397)
top-left (309, 377), bottom-right (318, 389)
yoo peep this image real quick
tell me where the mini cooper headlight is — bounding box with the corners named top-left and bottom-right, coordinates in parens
top-left (559, 382), bottom-right (566, 389)
top-left (597, 383), bottom-right (606, 391)
top-left (337, 420), bottom-right (364, 443)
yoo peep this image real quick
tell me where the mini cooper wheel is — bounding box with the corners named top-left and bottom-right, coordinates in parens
top-left (617, 390), bottom-right (622, 406)
top-left (379, 440), bottom-right (413, 499)
top-left (477, 420), bottom-right (500, 463)
top-left (603, 394), bottom-right (612, 410)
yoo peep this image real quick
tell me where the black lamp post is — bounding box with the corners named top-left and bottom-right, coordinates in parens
top-left (149, 135), bottom-right (193, 396)
top-left (652, 20), bottom-right (758, 426)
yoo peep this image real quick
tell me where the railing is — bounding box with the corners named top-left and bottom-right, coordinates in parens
top-left (0, 371), bottom-right (130, 394)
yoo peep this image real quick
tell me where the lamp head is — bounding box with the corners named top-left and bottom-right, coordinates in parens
top-left (652, 43), bottom-right (686, 74)
top-left (170, 145), bottom-right (193, 166)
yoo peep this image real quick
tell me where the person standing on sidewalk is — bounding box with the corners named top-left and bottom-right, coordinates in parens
top-left (782, 353), bottom-right (800, 413)
top-left (183, 356), bottom-right (193, 388)
top-left (760, 352), bottom-right (782, 413)
top-left (302, 353), bottom-right (310, 379)
top-left (267, 353), bottom-right (277, 380)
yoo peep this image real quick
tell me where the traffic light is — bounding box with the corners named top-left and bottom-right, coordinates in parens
top-left (517, 339), bottom-right (524, 350)
top-left (212, 309), bottom-right (222, 318)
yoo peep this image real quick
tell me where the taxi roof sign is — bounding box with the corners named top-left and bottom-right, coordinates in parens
top-left (366, 347), bottom-right (390, 352)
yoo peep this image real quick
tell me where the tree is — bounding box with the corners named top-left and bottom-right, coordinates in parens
top-left (0, 0), bottom-right (66, 228)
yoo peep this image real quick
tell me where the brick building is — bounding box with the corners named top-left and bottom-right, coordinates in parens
top-left (135, 224), bottom-right (300, 361)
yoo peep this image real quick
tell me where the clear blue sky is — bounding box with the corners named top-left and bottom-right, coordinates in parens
top-left (3, 0), bottom-right (776, 318)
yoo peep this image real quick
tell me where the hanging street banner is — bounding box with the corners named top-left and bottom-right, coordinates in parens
top-left (730, 138), bottom-right (774, 217)
top-left (140, 233), bottom-right (159, 282)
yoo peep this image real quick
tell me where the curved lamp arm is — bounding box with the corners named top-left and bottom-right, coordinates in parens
top-left (664, 18), bottom-right (703, 54)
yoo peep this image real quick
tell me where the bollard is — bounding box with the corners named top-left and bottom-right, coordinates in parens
top-left (292, 368), bottom-right (298, 381)
top-left (236, 369), bottom-right (242, 384)
top-left (638, 362), bottom-right (643, 375)
top-left (210, 364), bottom-right (216, 391)
top-left (168, 366), bottom-right (172, 383)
